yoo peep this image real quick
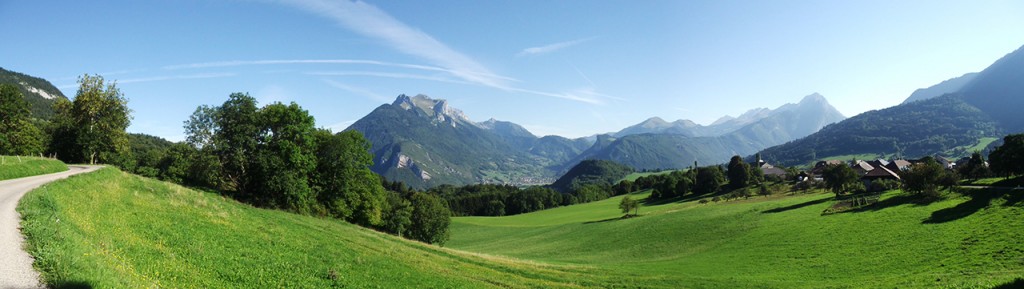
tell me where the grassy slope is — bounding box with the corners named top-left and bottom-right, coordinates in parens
top-left (0, 156), bottom-right (67, 180)
top-left (621, 170), bottom-right (677, 182)
top-left (809, 137), bottom-right (998, 167)
top-left (965, 137), bottom-right (999, 153)
top-left (450, 189), bottom-right (1024, 288)
top-left (17, 167), bottom-right (610, 288)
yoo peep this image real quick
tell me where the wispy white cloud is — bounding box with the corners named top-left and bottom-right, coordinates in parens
top-left (57, 72), bottom-right (235, 89)
top-left (165, 1), bottom-right (609, 105)
top-left (117, 72), bottom-right (236, 84)
top-left (518, 37), bottom-right (595, 57)
top-left (307, 71), bottom-right (470, 85)
top-left (274, 0), bottom-right (511, 89)
top-left (504, 87), bottom-right (605, 105)
top-left (163, 59), bottom-right (518, 83)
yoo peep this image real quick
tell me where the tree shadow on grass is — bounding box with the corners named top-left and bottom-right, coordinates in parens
top-left (761, 197), bottom-right (831, 214)
top-left (846, 194), bottom-right (936, 213)
top-left (583, 215), bottom-right (636, 224)
top-left (640, 192), bottom-right (714, 206)
top-left (1001, 190), bottom-right (1024, 207)
top-left (991, 177), bottom-right (1024, 188)
top-left (53, 281), bottom-right (93, 289)
top-left (991, 277), bottom-right (1024, 289)
top-left (924, 189), bottom-right (1000, 224)
top-left (641, 196), bottom-right (680, 206)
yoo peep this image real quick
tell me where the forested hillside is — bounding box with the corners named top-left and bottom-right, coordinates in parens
top-left (569, 93), bottom-right (845, 170)
top-left (0, 67), bottom-right (66, 119)
top-left (550, 159), bottom-right (634, 193)
top-left (959, 44), bottom-right (1024, 133)
top-left (348, 95), bottom-right (556, 189)
top-left (758, 95), bottom-right (1000, 166)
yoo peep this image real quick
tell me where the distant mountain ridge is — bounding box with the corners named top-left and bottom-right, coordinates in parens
top-left (0, 67), bottom-right (67, 119)
top-left (902, 72), bottom-right (978, 104)
top-left (349, 92), bottom-right (845, 188)
top-left (959, 44), bottom-right (1024, 133)
top-left (571, 93), bottom-right (846, 170)
top-left (614, 93), bottom-right (842, 139)
top-left (758, 43), bottom-right (1024, 166)
top-left (347, 94), bottom-right (587, 189)
top-left (757, 95), bottom-right (1000, 166)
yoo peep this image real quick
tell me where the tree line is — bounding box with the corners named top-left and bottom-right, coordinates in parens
top-left (433, 182), bottom-right (631, 217)
top-left (166, 92), bottom-right (451, 245)
top-left (0, 75), bottom-right (452, 245)
top-left (816, 133), bottom-right (1024, 200)
top-left (620, 155), bottom-right (789, 202)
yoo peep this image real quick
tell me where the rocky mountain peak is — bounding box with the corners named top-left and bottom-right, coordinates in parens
top-left (391, 94), bottom-right (472, 126)
top-left (639, 117), bottom-right (670, 127)
top-left (799, 92), bottom-right (826, 104)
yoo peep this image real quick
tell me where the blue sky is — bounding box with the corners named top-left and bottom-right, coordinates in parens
top-left (2, 0), bottom-right (1023, 141)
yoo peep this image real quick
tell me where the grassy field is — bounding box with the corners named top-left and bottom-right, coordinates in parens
top-left (17, 166), bottom-right (1024, 288)
top-left (0, 155), bottom-right (67, 181)
top-left (621, 170), bottom-right (678, 182)
top-left (17, 167), bottom-right (618, 288)
top-left (963, 176), bottom-right (1024, 187)
top-left (964, 137), bottom-right (999, 153)
top-left (450, 188), bottom-right (1024, 288)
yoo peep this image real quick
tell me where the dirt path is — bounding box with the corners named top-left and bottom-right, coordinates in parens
top-left (0, 165), bottom-right (101, 288)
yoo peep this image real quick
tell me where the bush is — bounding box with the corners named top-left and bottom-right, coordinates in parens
top-left (409, 193), bottom-right (451, 245)
top-left (868, 179), bottom-right (900, 192)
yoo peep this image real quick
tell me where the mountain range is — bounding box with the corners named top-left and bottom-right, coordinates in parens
top-left (0, 67), bottom-right (66, 119)
top-left (7, 42), bottom-right (1021, 190)
top-left (562, 93), bottom-right (845, 171)
top-left (902, 72), bottom-right (977, 104)
top-left (348, 93), bottom-right (845, 189)
top-left (758, 44), bottom-right (1024, 166)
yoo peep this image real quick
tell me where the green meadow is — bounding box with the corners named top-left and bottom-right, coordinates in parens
top-left (17, 168), bottom-right (611, 288)
top-left (15, 166), bottom-right (1024, 288)
top-left (0, 155), bottom-right (66, 181)
top-left (621, 170), bottom-right (678, 182)
top-left (450, 188), bottom-right (1024, 288)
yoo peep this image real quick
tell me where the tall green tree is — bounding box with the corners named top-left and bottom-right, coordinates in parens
top-left (694, 166), bottom-right (726, 195)
top-left (181, 105), bottom-right (222, 189)
top-left (619, 195), bottom-right (639, 216)
top-left (382, 192), bottom-right (413, 238)
top-left (212, 93), bottom-right (260, 194)
top-left (51, 75), bottom-right (131, 164)
top-left (990, 134), bottom-right (1024, 177)
top-left (409, 192), bottom-right (451, 245)
top-left (821, 163), bottom-right (859, 196)
top-left (902, 159), bottom-right (949, 198)
top-left (727, 155), bottom-right (750, 189)
top-left (0, 84), bottom-right (44, 155)
top-left (958, 151), bottom-right (991, 181)
top-left (312, 129), bottom-right (386, 226)
top-left (251, 102), bottom-right (318, 213)
top-left (184, 105), bottom-right (218, 150)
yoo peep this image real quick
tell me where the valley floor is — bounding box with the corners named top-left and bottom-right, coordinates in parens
top-left (16, 167), bottom-right (1024, 288)
top-left (449, 189), bottom-right (1024, 288)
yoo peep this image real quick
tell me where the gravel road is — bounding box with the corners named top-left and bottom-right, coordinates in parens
top-left (0, 165), bottom-right (100, 288)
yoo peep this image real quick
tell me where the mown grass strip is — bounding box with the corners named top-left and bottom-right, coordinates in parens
top-left (18, 167), bottom-right (610, 288)
top-left (451, 188), bottom-right (1024, 288)
top-left (0, 156), bottom-right (67, 181)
